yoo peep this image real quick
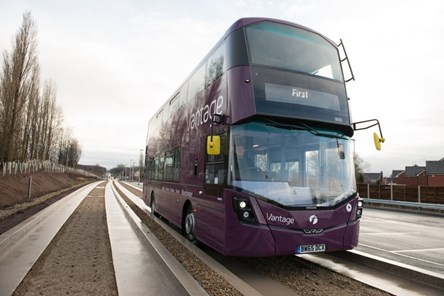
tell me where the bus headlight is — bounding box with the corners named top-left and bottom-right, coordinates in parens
top-left (356, 197), bottom-right (363, 219)
top-left (233, 196), bottom-right (257, 224)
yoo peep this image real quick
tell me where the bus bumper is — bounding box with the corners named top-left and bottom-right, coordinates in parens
top-left (223, 219), bottom-right (360, 257)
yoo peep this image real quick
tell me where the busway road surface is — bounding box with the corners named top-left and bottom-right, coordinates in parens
top-left (300, 207), bottom-right (444, 295)
top-left (359, 208), bottom-right (444, 275)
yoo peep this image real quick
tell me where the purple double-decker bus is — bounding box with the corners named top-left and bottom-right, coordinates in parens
top-left (143, 18), bottom-right (380, 256)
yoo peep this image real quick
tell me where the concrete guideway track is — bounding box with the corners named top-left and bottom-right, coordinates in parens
top-left (0, 181), bottom-right (102, 295)
top-left (106, 181), bottom-right (205, 295)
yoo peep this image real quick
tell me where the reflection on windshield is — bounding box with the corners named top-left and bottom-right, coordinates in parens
top-left (245, 21), bottom-right (343, 81)
top-left (229, 122), bottom-right (356, 207)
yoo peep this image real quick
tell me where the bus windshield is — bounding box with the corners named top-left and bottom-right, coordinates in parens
top-left (229, 121), bottom-right (356, 208)
top-left (245, 21), bottom-right (343, 81)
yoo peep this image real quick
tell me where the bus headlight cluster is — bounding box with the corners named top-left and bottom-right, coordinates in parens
top-left (356, 197), bottom-right (363, 219)
top-left (233, 197), bottom-right (257, 224)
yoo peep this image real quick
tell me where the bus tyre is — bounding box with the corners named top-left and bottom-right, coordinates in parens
top-left (151, 194), bottom-right (159, 218)
top-left (185, 206), bottom-right (198, 245)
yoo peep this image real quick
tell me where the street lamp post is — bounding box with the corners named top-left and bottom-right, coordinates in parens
top-left (130, 159), bottom-right (133, 182)
top-left (139, 149), bottom-right (143, 184)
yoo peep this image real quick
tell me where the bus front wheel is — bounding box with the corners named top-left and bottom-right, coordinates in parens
top-left (184, 206), bottom-right (198, 244)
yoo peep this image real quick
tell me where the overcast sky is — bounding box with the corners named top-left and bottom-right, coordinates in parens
top-left (1, 0), bottom-right (443, 175)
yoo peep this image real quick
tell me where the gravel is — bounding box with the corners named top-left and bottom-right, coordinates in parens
top-left (242, 256), bottom-right (388, 296)
top-left (13, 182), bottom-right (118, 296)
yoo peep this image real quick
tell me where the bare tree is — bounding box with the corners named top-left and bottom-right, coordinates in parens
top-left (67, 138), bottom-right (82, 167)
top-left (56, 128), bottom-right (82, 168)
top-left (354, 152), bottom-right (370, 183)
top-left (40, 80), bottom-right (58, 160)
top-left (28, 82), bottom-right (42, 160)
top-left (21, 63), bottom-right (40, 160)
top-left (1, 11), bottom-right (83, 168)
top-left (0, 11), bottom-right (38, 162)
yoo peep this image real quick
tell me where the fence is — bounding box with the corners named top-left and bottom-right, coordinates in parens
top-left (357, 183), bottom-right (444, 205)
top-left (1, 160), bottom-right (96, 177)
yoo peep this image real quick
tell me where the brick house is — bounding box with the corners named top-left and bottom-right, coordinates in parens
top-left (394, 165), bottom-right (427, 187)
top-left (426, 159), bottom-right (444, 186)
top-left (393, 158), bottom-right (444, 187)
top-left (388, 170), bottom-right (403, 184)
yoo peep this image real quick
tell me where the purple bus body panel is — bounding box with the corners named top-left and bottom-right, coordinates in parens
top-left (344, 219), bottom-right (360, 248)
top-left (227, 67), bottom-right (256, 124)
top-left (146, 182), bottom-right (196, 227)
top-left (224, 223), bottom-right (276, 257)
top-left (223, 190), bottom-right (276, 256)
top-left (195, 194), bottom-right (226, 252)
top-left (256, 199), bottom-right (353, 230)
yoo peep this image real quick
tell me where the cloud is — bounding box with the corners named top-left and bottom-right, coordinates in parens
top-left (2, 0), bottom-right (444, 174)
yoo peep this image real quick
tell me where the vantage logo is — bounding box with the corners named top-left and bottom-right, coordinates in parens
top-left (266, 213), bottom-right (295, 226)
top-left (189, 95), bottom-right (223, 130)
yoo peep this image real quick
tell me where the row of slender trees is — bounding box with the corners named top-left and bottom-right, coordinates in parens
top-left (0, 12), bottom-right (81, 167)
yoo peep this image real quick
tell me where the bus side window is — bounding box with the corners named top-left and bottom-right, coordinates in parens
top-left (205, 133), bottom-right (227, 193)
top-left (205, 163), bottom-right (226, 185)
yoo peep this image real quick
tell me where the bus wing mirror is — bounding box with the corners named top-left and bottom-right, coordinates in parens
top-left (373, 132), bottom-right (385, 151)
top-left (207, 135), bottom-right (221, 155)
top-left (353, 119), bottom-right (385, 151)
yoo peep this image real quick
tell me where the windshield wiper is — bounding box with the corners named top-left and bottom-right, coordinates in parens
top-left (263, 118), bottom-right (347, 139)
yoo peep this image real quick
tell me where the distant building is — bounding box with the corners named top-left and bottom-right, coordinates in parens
top-left (392, 158), bottom-right (444, 187)
top-left (394, 165), bottom-right (427, 187)
top-left (426, 159), bottom-right (444, 186)
top-left (386, 170), bottom-right (403, 184)
top-left (391, 170), bottom-right (404, 179)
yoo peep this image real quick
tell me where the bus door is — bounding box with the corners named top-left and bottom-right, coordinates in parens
top-left (200, 132), bottom-right (227, 249)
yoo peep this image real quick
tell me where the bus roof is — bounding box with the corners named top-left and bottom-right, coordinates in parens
top-left (224, 17), bottom-right (337, 47)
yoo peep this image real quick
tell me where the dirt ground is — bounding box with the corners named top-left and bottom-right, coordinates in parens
top-left (0, 171), bottom-right (97, 234)
top-left (0, 171), bottom-right (95, 207)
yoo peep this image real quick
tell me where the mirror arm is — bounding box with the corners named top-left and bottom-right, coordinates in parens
top-left (211, 114), bottom-right (224, 140)
top-left (353, 119), bottom-right (384, 139)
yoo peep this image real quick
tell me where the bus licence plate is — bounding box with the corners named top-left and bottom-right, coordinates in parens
top-left (297, 244), bottom-right (326, 254)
